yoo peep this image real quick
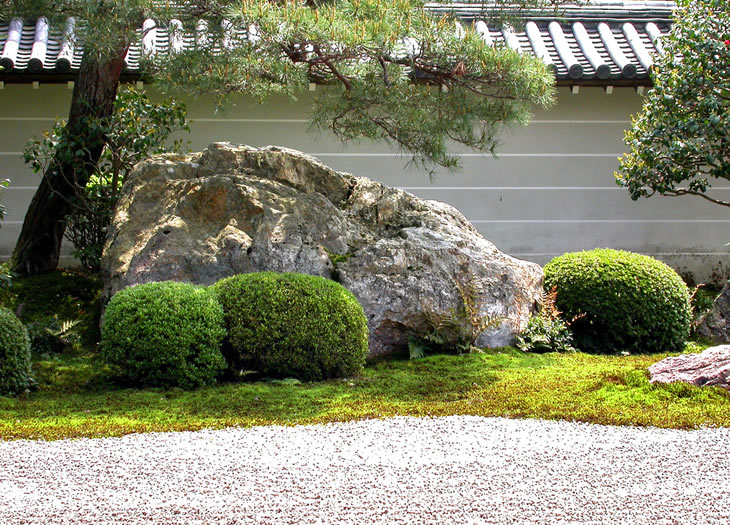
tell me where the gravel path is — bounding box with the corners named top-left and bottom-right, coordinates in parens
top-left (1, 416), bottom-right (729, 524)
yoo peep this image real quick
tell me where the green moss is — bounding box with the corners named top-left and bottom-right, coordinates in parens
top-left (324, 247), bottom-right (354, 266)
top-left (2, 342), bottom-right (729, 440)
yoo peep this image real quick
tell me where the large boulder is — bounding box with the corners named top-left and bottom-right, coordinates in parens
top-left (101, 143), bottom-right (543, 358)
top-left (648, 345), bottom-right (730, 390)
top-left (696, 280), bottom-right (730, 343)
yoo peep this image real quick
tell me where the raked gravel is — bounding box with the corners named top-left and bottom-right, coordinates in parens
top-left (1, 416), bottom-right (729, 524)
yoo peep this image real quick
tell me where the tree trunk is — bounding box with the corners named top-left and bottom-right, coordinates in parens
top-left (10, 48), bottom-right (127, 275)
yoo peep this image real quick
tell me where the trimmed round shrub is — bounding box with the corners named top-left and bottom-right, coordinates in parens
top-left (0, 306), bottom-right (32, 396)
top-left (213, 272), bottom-right (368, 381)
top-left (544, 249), bottom-right (691, 354)
top-left (101, 282), bottom-right (227, 389)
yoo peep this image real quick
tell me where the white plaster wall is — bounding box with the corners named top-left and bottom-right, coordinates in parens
top-left (0, 83), bottom-right (727, 283)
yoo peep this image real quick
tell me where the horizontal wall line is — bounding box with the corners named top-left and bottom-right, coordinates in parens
top-left (189, 118), bottom-right (632, 125)
top-left (0, 152), bottom-right (624, 158)
top-left (0, 117), bottom-right (58, 121)
top-left (403, 186), bottom-right (626, 190)
top-left (312, 153), bottom-right (623, 158)
top-left (2, 220), bottom-right (728, 225)
top-left (472, 219), bottom-right (730, 224)
top-left (530, 120), bottom-right (631, 124)
top-left (0, 117), bottom-right (633, 125)
top-left (0, 252), bottom-right (725, 259)
top-left (513, 252), bottom-right (730, 257)
top-left (190, 118), bottom-right (309, 123)
top-left (405, 186), bottom-right (730, 191)
top-left (7, 185), bottom-right (730, 192)
top-left (6, 186), bottom-right (730, 192)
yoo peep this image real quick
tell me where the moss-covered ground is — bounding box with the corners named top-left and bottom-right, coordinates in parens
top-left (0, 271), bottom-right (727, 441)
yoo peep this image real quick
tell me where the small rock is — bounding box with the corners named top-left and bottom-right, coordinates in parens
top-left (696, 281), bottom-right (730, 343)
top-left (648, 345), bottom-right (730, 390)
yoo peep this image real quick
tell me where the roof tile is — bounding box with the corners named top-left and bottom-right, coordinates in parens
top-left (0, 3), bottom-right (673, 84)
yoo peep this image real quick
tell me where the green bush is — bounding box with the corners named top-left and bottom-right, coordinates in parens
top-left (101, 282), bottom-right (226, 389)
top-left (214, 272), bottom-right (368, 381)
top-left (544, 249), bottom-right (691, 354)
top-left (0, 306), bottom-right (32, 396)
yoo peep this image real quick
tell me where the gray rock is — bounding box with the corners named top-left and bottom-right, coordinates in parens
top-left (648, 345), bottom-right (730, 390)
top-left (696, 281), bottom-right (730, 343)
top-left (101, 143), bottom-right (543, 358)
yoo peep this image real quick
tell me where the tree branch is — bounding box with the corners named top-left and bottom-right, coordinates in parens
top-left (666, 189), bottom-right (730, 208)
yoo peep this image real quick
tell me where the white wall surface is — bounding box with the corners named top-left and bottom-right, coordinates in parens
top-left (0, 83), bottom-right (727, 283)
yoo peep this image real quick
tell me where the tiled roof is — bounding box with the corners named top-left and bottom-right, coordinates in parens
top-left (0, 1), bottom-right (674, 85)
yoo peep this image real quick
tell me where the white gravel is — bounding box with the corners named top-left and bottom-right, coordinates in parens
top-left (1, 416), bottom-right (729, 524)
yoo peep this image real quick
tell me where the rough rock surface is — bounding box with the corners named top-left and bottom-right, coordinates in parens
top-left (696, 280), bottom-right (730, 343)
top-left (648, 345), bottom-right (730, 390)
top-left (101, 143), bottom-right (542, 357)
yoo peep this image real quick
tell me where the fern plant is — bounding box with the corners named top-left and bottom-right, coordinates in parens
top-left (516, 287), bottom-right (578, 354)
top-left (26, 317), bottom-right (82, 354)
top-left (410, 274), bottom-right (507, 358)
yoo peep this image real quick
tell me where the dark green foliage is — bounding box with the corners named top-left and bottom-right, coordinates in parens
top-left (0, 306), bottom-right (33, 396)
top-left (26, 318), bottom-right (81, 355)
top-left (544, 249), bottom-right (692, 354)
top-left (213, 272), bottom-right (368, 381)
top-left (616, 0), bottom-right (730, 207)
top-left (101, 282), bottom-right (227, 389)
top-left (0, 182), bottom-right (14, 288)
top-left (0, 271), bottom-right (102, 350)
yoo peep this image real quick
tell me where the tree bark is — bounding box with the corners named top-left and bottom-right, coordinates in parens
top-left (10, 47), bottom-right (127, 275)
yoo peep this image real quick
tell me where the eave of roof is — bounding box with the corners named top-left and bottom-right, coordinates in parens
top-left (429, 1), bottom-right (675, 21)
top-left (0, 1), bottom-right (675, 86)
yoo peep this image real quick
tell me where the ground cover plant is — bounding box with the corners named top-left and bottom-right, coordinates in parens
top-left (0, 271), bottom-right (728, 441)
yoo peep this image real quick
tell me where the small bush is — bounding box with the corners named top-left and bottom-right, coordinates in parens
top-left (544, 249), bottom-right (691, 354)
top-left (517, 287), bottom-right (577, 354)
top-left (214, 272), bottom-right (368, 381)
top-left (101, 282), bottom-right (226, 389)
top-left (0, 306), bottom-right (32, 396)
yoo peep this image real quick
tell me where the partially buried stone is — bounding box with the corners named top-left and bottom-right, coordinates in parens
top-left (696, 280), bottom-right (730, 343)
top-left (648, 345), bottom-right (730, 390)
top-left (101, 143), bottom-right (543, 358)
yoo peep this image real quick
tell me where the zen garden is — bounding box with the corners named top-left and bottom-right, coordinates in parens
top-left (0, 0), bottom-right (729, 445)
